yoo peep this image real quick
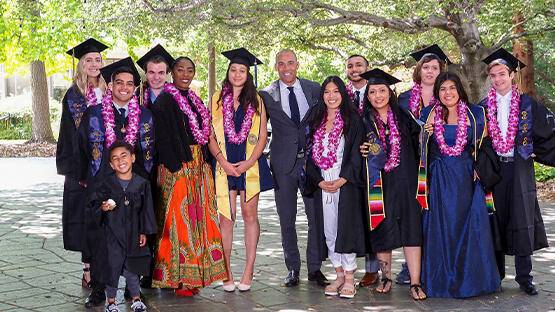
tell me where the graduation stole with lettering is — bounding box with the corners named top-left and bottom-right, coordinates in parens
top-left (362, 117), bottom-right (387, 230)
top-left (211, 91), bottom-right (261, 221)
top-left (67, 87), bottom-right (87, 128)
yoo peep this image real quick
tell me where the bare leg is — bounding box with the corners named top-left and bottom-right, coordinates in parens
top-left (239, 191), bottom-right (260, 286)
top-left (404, 246), bottom-right (426, 299)
top-left (220, 190), bottom-right (238, 286)
top-left (376, 250), bottom-right (392, 293)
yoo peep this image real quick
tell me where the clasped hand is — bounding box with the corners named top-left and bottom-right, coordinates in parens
top-left (318, 178), bottom-right (347, 193)
top-left (221, 160), bottom-right (251, 177)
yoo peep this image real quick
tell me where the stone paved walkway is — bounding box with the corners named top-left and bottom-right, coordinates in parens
top-left (0, 158), bottom-right (554, 312)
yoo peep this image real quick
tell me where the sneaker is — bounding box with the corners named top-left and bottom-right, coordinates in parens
top-left (396, 262), bottom-right (411, 285)
top-left (105, 302), bottom-right (120, 312)
top-left (131, 300), bottom-right (147, 312)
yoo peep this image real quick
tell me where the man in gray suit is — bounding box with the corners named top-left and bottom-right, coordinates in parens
top-left (259, 49), bottom-right (328, 287)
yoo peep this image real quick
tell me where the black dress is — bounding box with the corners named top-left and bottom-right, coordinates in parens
top-left (303, 112), bottom-right (367, 260)
top-left (364, 110), bottom-right (423, 252)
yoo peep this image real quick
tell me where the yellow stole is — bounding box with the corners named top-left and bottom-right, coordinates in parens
top-left (211, 91), bottom-right (261, 220)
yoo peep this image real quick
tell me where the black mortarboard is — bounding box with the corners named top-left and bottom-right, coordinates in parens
top-left (360, 68), bottom-right (401, 86)
top-left (482, 48), bottom-right (526, 71)
top-left (410, 44), bottom-right (452, 64)
top-left (222, 48), bottom-right (263, 67)
top-left (65, 38), bottom-right (108, 59)
top-left (100, 57), bottom-right (141, 87)
top-left (136, 44), bottom-right (175, 71)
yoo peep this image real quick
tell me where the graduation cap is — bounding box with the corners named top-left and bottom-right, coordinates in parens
top-left (410, 44), bottom-right (452, 65)
top-left (360, 68), bottom-right (401, 86)
top-left (482, 48), bottom-right (526, 72)
top-left (222, 48), bottom-right (263, 87)
top-left (136, 44), bottom-right (175, 71)
top-left (100, 57), bottom-right (141, 87)
top-left (66, 38), bottom-right (108, 60)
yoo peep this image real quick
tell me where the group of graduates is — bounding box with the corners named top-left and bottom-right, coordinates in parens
top-left (56, 37), bottom-right (555, 312)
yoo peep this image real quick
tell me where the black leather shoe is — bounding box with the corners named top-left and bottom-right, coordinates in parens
top-left (519, 282), bottom-right (538, 295)
top-left (284, 270), bottom-right (299, 287)
top-left (308, 270), bottom-right (329, 286)
top-left (84, 289), bottom-right (105, 308)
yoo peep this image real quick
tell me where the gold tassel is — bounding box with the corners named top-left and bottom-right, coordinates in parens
top-left (139, 82), bottom-right (144, 106)
top-left (517, 63), bottom-right (522, 94)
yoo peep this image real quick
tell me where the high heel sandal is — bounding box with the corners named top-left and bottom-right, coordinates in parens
top-left (324, 271), bottom-right (344, 296)
top-left (223, 273), bottom-right (236, 292)
top-left (339, 272), bottom-right (356, 299)
top-left (238, 271), bottom-right (253, 292)
top-left (376, 277), bottom-right (392, 294)
top-left (410, 284), bottom-right (427, 300)
top-left (81, 267), bottom-right (92, 289)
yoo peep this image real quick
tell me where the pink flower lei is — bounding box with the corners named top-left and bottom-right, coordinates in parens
top-left (373, 108), bottom-right (401, 172)
top-left (433, 101), bottom-right (468, 157)
top-left (346, 81), bottom-right (363, 116)
top-left (142, 86), bottom-right (150, 108)
top-left (222, 83), bottom-right (256, 144)
top-left (409, 81), bottom-right (439, 118)
top-left (312, 109), bottom-right (344, 170)
top-left (87, 84), bottom-right (99, 106)
top-left (164, 83), bottom-right (211, 145)
top-left (101, 89), bottom-right (141, 148)
top-left (486, 84), bottom-right (520, 154)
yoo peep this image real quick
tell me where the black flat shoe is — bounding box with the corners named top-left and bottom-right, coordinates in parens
top-left (284, 270), bottom-right (299, 287)
top-left (519, 282), bottom-right (538, 295)
top-left (308, 270), bottom-right (329, 287)
top-left (82, 268), bottom-right (92, 289)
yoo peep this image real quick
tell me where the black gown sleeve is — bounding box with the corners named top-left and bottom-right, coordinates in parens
top-left (140, 180), bottom-right (158, 235)
top-left (339, 114), bottom-right (364, 186)
top-left (531, 97), bottom-right (555, 166)
top-left (56, 89), bottom-right (79, 176)
top-left (473, 136), bottom-right (501, 193)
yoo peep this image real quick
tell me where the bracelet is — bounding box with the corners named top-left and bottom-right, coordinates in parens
top-left (215, 151), bottom-right (222, 158)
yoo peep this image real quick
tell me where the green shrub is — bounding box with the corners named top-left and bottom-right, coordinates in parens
top-left (0, 113), bottom-right (32, 139)
top-left (535, 163), bottom-right (555, 182)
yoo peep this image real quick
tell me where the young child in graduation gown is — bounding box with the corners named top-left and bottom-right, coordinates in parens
top-left (303, 76), bottom-right (366, 299)
top-left (89, 140), bottom-right (157, 312)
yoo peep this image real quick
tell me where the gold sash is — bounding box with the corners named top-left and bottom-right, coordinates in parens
top-left (211, 91), bottom-right (261, 220)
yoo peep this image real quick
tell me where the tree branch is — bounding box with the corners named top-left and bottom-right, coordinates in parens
top-left (536, 69), bottom-right (555, 87)
top-left (492, 26), bottom-right (555, 50)
top-left (283, 0), bottom-right (450, 33)
top-left (141, 0), bottom-right (207, 13)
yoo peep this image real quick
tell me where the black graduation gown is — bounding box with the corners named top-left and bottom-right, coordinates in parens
top-left (77, 103), bottom-right (155, 274)
top-left (303, 112), bottom-right (367, 261)
top-left (479, 94), bottom-right (555, 256)
top-left (150, 90), bottom-right (210, 173)
top-left (364, 110), bottom-right (423, 252)
top-left (56, 86), bottom-right (87, 252)
top-left (89, 173), bottom-right (157, 285)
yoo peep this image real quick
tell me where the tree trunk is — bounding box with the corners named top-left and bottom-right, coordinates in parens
top-left (512, 14), bottom-right (535, 98)
top-left (28, 60), bottom-right (55, 143)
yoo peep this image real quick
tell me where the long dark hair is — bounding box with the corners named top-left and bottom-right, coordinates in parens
top-left (433, 72), bottom-right (468, 122)
top-left (217, 63), bottom-right (259, 114)
top-left (309, 76), bottom-right (353, 140)
top-left (362, 83), bottom-right (410, 137)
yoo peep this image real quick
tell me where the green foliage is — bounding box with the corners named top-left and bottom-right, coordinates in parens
top-left (0, 114), bottom-right (32, 139)
top-left (535, 163), bottom-right (555, 182)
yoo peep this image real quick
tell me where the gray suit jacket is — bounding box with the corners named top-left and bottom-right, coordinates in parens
top-left (260, 78), bottom-right (321, 174)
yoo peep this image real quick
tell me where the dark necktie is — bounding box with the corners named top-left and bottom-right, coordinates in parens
top-left (287, 86), bottom-right (300, 126)
top-left (118, 108), bottom-right (126, 118)
top-left (355, 91), bottom-right (360, 108)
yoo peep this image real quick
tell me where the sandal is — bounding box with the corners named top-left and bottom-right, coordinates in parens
top-left (376, 277), bottom-right (392, 294)
top-left (324, 271), bottom-right (345, 296)
top-left (81, 267), bottom-right (92, 289)
top-left (339, 272), bottom-right (356, 299)
top-left (410, 284), bottom-right (427, 300)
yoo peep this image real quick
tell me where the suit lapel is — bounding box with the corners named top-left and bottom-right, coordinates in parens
top-left (270, 80), bottom-right (297, 127)
top-left (299, 78), bottom-right (317, 124)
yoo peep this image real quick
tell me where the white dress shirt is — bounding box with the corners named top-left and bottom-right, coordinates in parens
top-left (496, 91), bottom-right (514, 157)
top-left (279, 79), bottom-right (310, 121)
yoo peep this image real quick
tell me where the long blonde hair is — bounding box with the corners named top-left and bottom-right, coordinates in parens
top-left (72, 56), bottom-right (107, 97)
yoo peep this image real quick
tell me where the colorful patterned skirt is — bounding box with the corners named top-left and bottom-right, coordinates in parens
top-left (152, 145), bottom-right (227, 288)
